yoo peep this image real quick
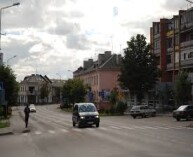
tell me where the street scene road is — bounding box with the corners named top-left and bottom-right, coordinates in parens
top-left (0, 104), bottom-right (193, 157)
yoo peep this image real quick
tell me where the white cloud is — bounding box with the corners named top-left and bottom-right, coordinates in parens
top-left (0, 0), bottom-right (189, 81)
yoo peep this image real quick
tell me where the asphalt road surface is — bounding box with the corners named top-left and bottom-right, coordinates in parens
top-left (0, 104), bottom-right (193, 157)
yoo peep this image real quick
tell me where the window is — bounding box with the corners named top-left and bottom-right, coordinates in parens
top-left (154, 23), bottom-right (160, 34)
top-left (154, 39), bottom-right (160, 49)
top-left (175, 35), bottom-right (179, 45)
top-left (190, 34), bottom-right (193, 40)
top-left (166, 55), bottom-right (171, 64)
top-left (166, 38), bottom-right (172, 48)
top-left (188, 52), bottom-right (193, 59)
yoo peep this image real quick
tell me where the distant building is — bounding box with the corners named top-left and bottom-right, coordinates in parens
top-left (18, 74), bottom-right (65, 104)
top-left (51, 79), bottom-right (65, 103)
top-left (73, 51), bottom-right (121, 103)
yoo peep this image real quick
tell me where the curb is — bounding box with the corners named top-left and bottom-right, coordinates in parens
top-left (0, 127), bottom-right (13, 136)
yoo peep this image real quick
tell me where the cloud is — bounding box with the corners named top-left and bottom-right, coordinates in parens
top-left (0, 0), bottom-right (190, 82)
top-left (66, 34), bottom-right (90, 50)
top-left (162, 0), bottom-right (189, 12)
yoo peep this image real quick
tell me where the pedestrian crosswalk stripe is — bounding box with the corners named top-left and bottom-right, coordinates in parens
top-left (48, 130), bottom-right (55, 134)
top-left (35, 131), bottom-right (42, 135)
top-left (99, 127), bottom-right (108, 131)
top-left (110, 126), bottom-right (121, 129)
top-left (61, 129), bottom-right (68, 133)
top-left (143, 126), bottom-right (158, 129)
top-left (120, 126), bottom-right (134, 130)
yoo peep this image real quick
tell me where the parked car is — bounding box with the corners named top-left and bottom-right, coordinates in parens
top-left (72, 103), bottom-right (100, 128)
top-left (173, 105), bottom-right (193, 121)
top-left (130, 105), bottom-right (156, 119)
top-left (29, 104), bottom-right (36, 112)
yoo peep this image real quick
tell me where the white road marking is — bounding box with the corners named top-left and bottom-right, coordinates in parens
top-left (110, 126), bottom-right (121, 130)
top-left (35, 131), bottom-right (42, 135)
top-left (61, 129), bottom-right (68, 133)
top-left (154, 126), bottom-right (169, 130)
top-left (99, 127), bottom-right (108, 131)
top-left (143, 126), bottom-right (158, 129)
top-left (48, 130), bottom-right (55, 134)
top-left (120, 126), bottom-right (134, 130)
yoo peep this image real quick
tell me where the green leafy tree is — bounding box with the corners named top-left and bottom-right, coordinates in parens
top-left (61, 79), bottom-right (87, 106)
top-left (0, 65), bottom-right (18, 106)
top-left (109, 88), bottom-right (118, 114)
top-left (174, 70), bottom-right (192, 106)
top-left (118, 34), bottom-right (159, 103)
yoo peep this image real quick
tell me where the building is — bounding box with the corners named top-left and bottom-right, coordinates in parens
top-left (73, 51), bottom-right (121, 103)
top-left (18, 74), bottom-right (65, 105)
top-left (151, 7), bottom-right (193, 82)
top-left (150, 7), bottom-right (193, 106)
top-left (51, 79), bottom-right (65, 103)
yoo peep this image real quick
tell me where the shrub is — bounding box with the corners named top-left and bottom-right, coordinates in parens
top-left (116, 101), bottom-right (127, 115)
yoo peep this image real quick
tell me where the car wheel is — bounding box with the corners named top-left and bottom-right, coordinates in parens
top-left (73, 121), bottom-right (76, 127)
top-left (152, 112), bottom-right (156, 117)
top-left (132, 116), bottom-right (136, 119)
top-left (96, 123), bottom-right (99, 128)
top-left (176, 117), bottom-right (180, 121)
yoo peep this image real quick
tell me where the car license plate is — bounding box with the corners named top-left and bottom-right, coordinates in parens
top-left (88, 122), bottom-right (94, 124)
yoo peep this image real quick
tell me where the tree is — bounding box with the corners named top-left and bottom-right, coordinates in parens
top-left (61, 79), bottom-right (87, 106)
top-left (118, 34), bottom-right (159, 103)
top-left (0, 65), bottom-right (18, 106)
top-left (174, 70), bottom-right (192, 106)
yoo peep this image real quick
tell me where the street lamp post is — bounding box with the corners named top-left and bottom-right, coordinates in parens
top-left (0, 2), bottom-right (20, 50)
top-left (7, 55), bottom-right (16, 66)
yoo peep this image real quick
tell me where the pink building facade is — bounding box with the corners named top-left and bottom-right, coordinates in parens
top-left (74, 51), bottom-right (121, 103)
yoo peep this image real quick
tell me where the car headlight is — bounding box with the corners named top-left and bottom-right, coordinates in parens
top-left (80, 116), bottom-right (85, 119)
top-left (95, 115), bottom-right (99, 118)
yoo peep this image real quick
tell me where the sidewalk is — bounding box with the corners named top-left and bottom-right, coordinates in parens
top-left (0, 119), bottom-right (13, 136)
top-left (0, 107), bottom-right (25, 136)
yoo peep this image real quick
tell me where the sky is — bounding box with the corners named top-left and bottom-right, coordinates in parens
top-left (0, 0), bottom-right (191, 82)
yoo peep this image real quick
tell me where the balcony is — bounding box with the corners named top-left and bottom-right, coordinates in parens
top-left (180, 40), bottom-right (193, 48)
top-left (167, 48), bottom-right (173, 53)
top-left (181, 22), bottom-right (193, 31)
top-left (166, 30), bottom-right (174, 37)
top-left (26, 90), bottom-right (40, 95)
top-left (181, 59), bottom-right (193, 68)
top-left (153, 49), bottom-right (160, 56)
top-left (154, 33), bottom-right (160, 39)
top-left (166, 63), bottom-right (173, 71)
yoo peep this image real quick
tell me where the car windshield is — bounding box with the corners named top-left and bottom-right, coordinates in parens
top-left (177, 105), bottom-right (187, 111)
top-left (30, 104), bottom-right (35, 107)
top-left (79, 104), bottom-right (96, 112)
top-left (131, 106), bottom-right (140, 110)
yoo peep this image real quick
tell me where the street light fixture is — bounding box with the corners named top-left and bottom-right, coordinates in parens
top-left (7, 55), bottom-right (16, 66)
top-left (0, 2), bottom-right (20, 50)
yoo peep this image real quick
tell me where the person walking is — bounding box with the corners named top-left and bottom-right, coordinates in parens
top-left (24, 104), bottom-right (30, 128)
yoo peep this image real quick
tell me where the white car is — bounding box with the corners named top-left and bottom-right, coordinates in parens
top-left (130, 105), bottom-right (156, 118)
top-left (29, 104), bottom-right (36, 112)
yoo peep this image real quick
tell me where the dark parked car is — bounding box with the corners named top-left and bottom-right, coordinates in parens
top-left (130, 105), bottom-right (156, 119)
top-left (173, 105), bottom-right (193, 121)
top-left (72, 103), bottom-right (100, 128)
